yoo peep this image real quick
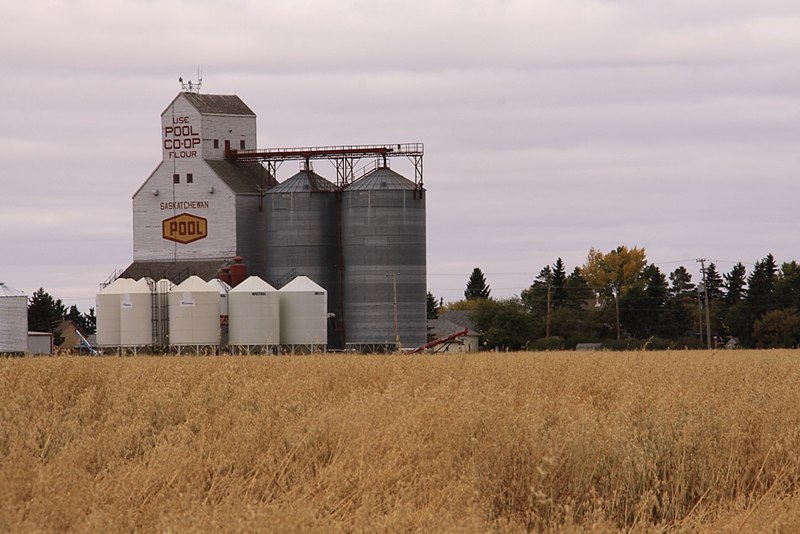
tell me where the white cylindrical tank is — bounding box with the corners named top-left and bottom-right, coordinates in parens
top-left (278, 276), bottom-right (327, 346)
top-left (120, 278), bottom-right (153, 347)
top-left (168, 276), bottom-right (220, 346)
top-left (228, 276), bottom-right (279, 347)
top-left (0, 282), bottom-right (28, 353)
top-left (96, 278), bottom-right (137, 347)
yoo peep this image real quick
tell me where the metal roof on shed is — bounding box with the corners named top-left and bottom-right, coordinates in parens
top-left (346, 167), bottom-right (417, 191)
top-left (206, 160), bottom-right (278, 193)
top-left (267, 170), bottom-right (336, 193)
top-left (179, 93), bottom-right (255, 116)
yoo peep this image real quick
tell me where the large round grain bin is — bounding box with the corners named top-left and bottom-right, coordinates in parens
top-left (96, 277), bottom-right (137, 348)
top-left (0, 282), bottom-right (28, 354)
top-left (342, 166), bottom-right (426, 351)
top-left (119, 278), bottom-right (153, 348)
top-left (168, 276), bottom-right (220, 351)
top-left (278, 276), bottom-right (327, 351)
top-left (265, 169), bottom-right (341, 348)
top-left (228, 276), bottom-right (279, 351)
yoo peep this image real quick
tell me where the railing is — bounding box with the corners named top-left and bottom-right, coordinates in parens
top-left (226, 143), bottom-right (423, 162)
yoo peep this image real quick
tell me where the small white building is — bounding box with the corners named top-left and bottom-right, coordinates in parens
top-left (27, 332), bottom-right (53, 355)
top-left (426, 310), bottom-right (481, 353)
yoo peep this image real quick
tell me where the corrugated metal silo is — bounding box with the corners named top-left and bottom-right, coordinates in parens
top-left (96, 277), bottom-right (136, 348)
top-left (278, 276), bottom-right (327, 350)
top-left (0, 283), bottom-right (28, 353)
top-left (264, 169), bottom-right (341, 348)
top-left (168, 276), bottom-right (221, 349)
top-left (228, 276), bottom-right (279, 350)
top-left (342, 166), bottom-right (426, 350)
top-left (119, 278), bottom-right (153, 347)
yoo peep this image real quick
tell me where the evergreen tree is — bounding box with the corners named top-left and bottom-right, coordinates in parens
top-left (521, 265), bottom-right (552, 315)
top-left (563, 267), bottom-right (592, 310)
top-left (724, 263), bottom-right (747, 304)
top-left (663, 267), bottom-right (696, 338)
top-left (64, 304), bottom-right (97, 335)
top-left (551, 258), bottom-right (567, 309)
top-left (620, 264), bottom-right (667, 339)
top-left (28, 288), bottom-right (65, 346)
top-left (704, 262), bottom-right (724, 301)
top-left (747, 254), bottom-right (779, 313)
top-left (668, 266), bottom-right (695, 298)
top-left (464, 267), bottom-right (491, 300)
top-left (776, 261), bottom-right (800, 310)
top-left (84, 308), bottom-right (96, 335)
top-left (426, 291), bottom-right (442, 320)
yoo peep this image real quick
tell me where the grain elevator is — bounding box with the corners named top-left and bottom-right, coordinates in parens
top-left (112, 84), bottom-right (426, 352)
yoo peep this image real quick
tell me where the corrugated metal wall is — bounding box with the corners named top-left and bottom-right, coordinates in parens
top-left (341, 168), bottom-right (426, 349)
top-left (265, 171), bottom-right (341, 348)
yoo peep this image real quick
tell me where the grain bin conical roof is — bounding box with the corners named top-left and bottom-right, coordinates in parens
top-left (0, 282), bottom-right (25, 297)
top-left (280, 276), bottom-right (325, 292)
top-left (267, 170), bottom-right (336, 193)
top-left (229, 276), bottom-right (277, 293)
top-left (346, 167), bottom-right (417, 191)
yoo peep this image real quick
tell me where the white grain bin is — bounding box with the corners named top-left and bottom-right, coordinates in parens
top-left (0, 282), bottom-right (28, 353)
top-left (119, 278), bottom-right (153, 347)
top-left (278, 276), bottom-right (327, 347)
top-left (168, 276), bottom-right (220, 347)
top-left (96, 277), bottom-right (137, 347)
top-left (208, 278), bottom-right (231, 317)
top-left (228, 276), bottom-right (279, 347)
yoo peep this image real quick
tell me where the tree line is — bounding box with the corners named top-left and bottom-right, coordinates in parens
top-left (27, 288), bottom-right (96, 346)
top-left (429, 247), bottom-right (800, 350)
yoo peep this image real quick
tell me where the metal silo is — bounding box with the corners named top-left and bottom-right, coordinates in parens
top-left (0, 282), bottom-right (27, 354)
top-left (119, 278), bottom-right (153, 349)
top-left (278, 275), bottom-right (327, 353)
top-left (228, 276), bottom-right (279, 352)
top-left (168, 276), bottom-right (220, 352)
top-left (342, 166), bottom-right (426, 351)
top-left (96, 277), bottom-right (135, 348)
top-left (264, 168), bottom-right (341, 348)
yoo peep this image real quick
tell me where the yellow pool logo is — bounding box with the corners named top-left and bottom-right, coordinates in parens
top-left (162, 213), bottom-right (208, 244)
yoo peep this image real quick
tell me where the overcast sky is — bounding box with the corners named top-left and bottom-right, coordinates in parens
top-left (1, 0), bottom-right (799, 310)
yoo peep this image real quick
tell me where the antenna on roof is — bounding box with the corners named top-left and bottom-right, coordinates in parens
top-left (179, 67), bottom-right (203, 93)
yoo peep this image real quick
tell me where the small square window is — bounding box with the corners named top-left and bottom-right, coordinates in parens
top-left (240, 140), bottom-right (246, 150)
top-left (213, 139), bottom-right (219, 149)
top-left (173, 174), bottom-right (179, 184)
top-left (187, 173), bottom-right (193, 184)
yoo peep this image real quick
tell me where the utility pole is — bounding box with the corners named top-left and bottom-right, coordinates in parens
top-left (389, 272), bottom-right (400, 350)
top-left (696, 258), bottom-right (712, 349)
top-left (614, 285), bottom-right (621, 340)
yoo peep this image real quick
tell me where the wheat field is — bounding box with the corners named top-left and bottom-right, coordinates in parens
top-left (1, 350), bottom-right (800, 532)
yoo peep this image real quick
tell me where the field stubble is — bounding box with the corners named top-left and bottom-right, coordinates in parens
top-left (1, 350), bottom-right (800, 532)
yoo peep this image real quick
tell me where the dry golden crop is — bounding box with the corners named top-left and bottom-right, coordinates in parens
top-left (2, 350), bottom-right (800, 532)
